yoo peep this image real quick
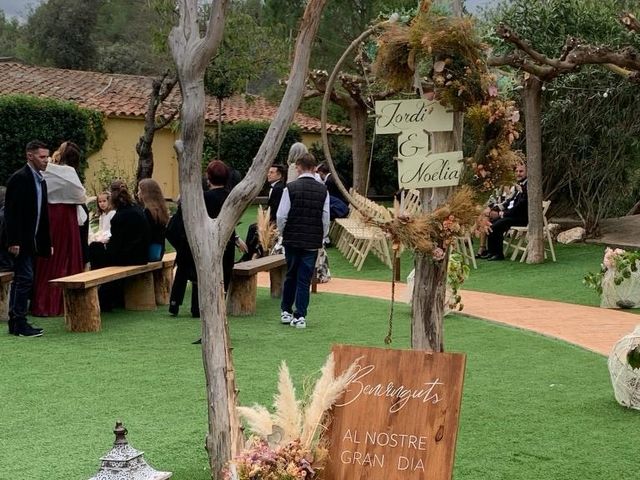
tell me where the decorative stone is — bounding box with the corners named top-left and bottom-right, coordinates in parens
top-left (608, 326), bottom-right (640, 410)
top-left (556, 226), bottom-right (585, 244)
top-left (89, 421), bottom-right (172, 480)
top-left (546, 222), bottom-right (561, 241)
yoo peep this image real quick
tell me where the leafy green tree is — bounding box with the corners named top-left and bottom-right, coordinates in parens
top-left (92, 0), bottom-right (170, 74)
top-left (25, 0), bottom-right (101, 70)
top-left (483, 0), bottom-right (640, 235)
top-left (0, 11), bottom-right (22, 58)
top-left (204, 5), bottom-right (288, 156)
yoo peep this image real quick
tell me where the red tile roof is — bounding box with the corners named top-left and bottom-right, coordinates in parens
top-left (0, 62), bottom-right (350, 135)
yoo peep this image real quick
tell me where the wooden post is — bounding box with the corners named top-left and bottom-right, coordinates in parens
top-left (124, 272), bottom-right (157, 310)
top-left (269, 264), bottom-right (285, 298)
top-left (64, 287), bottom-right (101, 332)
top-left (153, 266), bottom-right (173, 305)
top-left (226, 275), bottom-right (258, 316)
top-left (0, 281), bottom-right (9, 322)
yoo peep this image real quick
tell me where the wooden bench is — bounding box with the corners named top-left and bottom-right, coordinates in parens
top-left (227, 254), bottom-right (286, 316)
top-left (50, 252), bottom-right (176, 333)
top-left (0, 271), bottom-right (14, 322)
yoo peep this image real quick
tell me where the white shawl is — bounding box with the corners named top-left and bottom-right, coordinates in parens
top-left (43, 162), bottom-right (88, 224)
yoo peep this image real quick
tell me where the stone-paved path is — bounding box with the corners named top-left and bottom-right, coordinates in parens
top-left (258, 273), bottom-right (640, 356)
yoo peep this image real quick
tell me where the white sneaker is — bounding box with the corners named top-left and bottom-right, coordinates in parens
top-left (281, 311), bottom-right (294, 324)
top-left (290, 317), bottom-right (306, 329)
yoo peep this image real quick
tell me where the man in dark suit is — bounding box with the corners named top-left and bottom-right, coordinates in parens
top-left (486, 162), bottom-right (528, 261)
top-left (5, 140), bottom-right (52, 336)
top-left (240, 164), bottom-right (286, 261)
top-left (266, 164), bottom-right (286, 223)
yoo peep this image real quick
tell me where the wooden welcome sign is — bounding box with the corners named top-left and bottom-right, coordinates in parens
top-left (324, 345), bottom-right (466, 480)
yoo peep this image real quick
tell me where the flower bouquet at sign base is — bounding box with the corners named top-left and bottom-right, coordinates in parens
top-left (584, 248), bottom-right (640, 309)
top-left (225, 353), bottom-right (359, 480)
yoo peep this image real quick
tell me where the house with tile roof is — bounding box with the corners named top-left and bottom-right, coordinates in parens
top-left (0, 62), bottom-right (349, 198)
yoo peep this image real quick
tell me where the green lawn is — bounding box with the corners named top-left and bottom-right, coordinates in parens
top-left (238, 205), bottom-right (610, 307)
top-left (0, 207), bottom-right (629, 479)
top-left (2, 289), bottom-right (639, 479)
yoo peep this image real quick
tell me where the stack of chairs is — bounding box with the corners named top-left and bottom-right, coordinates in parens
top-left (331, 190), bottom-right (393, 271)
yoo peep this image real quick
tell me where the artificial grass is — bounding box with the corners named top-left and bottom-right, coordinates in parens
top-left (2, 289), bottom-right (638, 479)
top-left (237, 204), bottom-right (611, 306)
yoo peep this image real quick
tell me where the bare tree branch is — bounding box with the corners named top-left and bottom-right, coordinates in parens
top-left (620, 12), bottom-right (640, 33)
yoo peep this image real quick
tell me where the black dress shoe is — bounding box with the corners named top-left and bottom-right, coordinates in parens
top-left (15, 326), bottom-right (43, 337)
top-left (487, 254), bottom-right (505, 261)
top-left (192, 338), bottom-right (202, 344)
top-left (168, 303), bottom-right (179, 316)
top-left (26, 322), bottom-right (43, 332)
top-left (475, 251), bottom-right (490, 259)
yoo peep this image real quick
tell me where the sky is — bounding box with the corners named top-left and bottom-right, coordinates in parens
top-left (0, 0), bottom-right (42, 21)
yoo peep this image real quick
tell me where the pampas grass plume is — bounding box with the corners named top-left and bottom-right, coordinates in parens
top-left (301, 353), bottom-right (360, 447)
top-left (237, 405), bottom-right (274, 438)
top-left (272, 361), bottom-right (302, 442)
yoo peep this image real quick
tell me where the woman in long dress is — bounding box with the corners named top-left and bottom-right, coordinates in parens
top-left (31, 141), bottom-right (86, 316)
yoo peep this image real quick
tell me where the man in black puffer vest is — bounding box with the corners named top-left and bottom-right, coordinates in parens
top-left (276, 153), bottom-right (329, 329)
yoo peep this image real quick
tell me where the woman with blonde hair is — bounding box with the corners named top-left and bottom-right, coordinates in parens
top-left (137, 178), bottom-right (169, 261)
top-left (286, 142), bottom-right (308, 184)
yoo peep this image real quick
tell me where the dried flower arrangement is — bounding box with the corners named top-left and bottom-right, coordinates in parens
top-left (372, 0), bottom-right (521, 192)
top-left (226, 354), bottom-right (359, 480)
top-left (370, 186), bottom-right (481, 260)
top-left (257, 206), bottom-right (279, 254)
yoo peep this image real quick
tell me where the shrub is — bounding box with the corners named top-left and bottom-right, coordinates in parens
top-left (203, 121), bottom-right (302, 174)
top-left (310, 131), bottom-right (399, 196)
top-left (0, 95), bottom-right (106, 184)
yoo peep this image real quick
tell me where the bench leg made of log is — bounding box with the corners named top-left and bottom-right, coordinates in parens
top-left (269, 264), bottom-right (286, 299)
top-left (153, 266), bottom-right (173, 306)
top-left (0, 282), bottom-right (9, 322)
top-left (227, 274), bottom-right (257, 316)
top-left (124, 272), bottom-right (157, 311)
top-left (64, 287), bottom-right (101, 332)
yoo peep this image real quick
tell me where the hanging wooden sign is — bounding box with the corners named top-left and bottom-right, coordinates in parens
top-left (324, 345), bottom-right (466, 480)
top-left (375, 99), bottom-right (454, 134)
top-left (397, 151), bottom-right (465, 190)
top-left (375, 99), bottom-right (463, 189)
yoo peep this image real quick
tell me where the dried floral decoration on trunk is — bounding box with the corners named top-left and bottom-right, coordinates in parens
top-left (257, 206), bottom-right (278, 254)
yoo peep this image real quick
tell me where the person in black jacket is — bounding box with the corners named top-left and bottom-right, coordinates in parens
top-left (240, 164), bottom-right (286, 261)
top-left (486, 162), bottom-right (528, 261)
top-left (137, 178), bottom-right (169, 261)
top-left (167, 161), bottom-right (245, 317)
top-left (89, 180), bottom-right (151, 309)
top-left (5, 140), bottom-right (52, 337)
top-left (277, 153), bottom-right (329, 329)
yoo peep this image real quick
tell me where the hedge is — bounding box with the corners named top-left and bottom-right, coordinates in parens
top-left (203, 121), bottom-right (302, 174)
top-left (310, 132), bottom-right (399, 196)
top-left (0, 95), bottom-right (106, 184)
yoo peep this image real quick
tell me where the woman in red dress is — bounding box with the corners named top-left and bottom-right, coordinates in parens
top-left (31, 142), bottom-right (86, 317)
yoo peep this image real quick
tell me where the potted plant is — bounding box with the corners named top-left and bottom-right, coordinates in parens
top-left (584, 248), bottom-right (640, 309)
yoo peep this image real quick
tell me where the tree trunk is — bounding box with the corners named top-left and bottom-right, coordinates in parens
top-left (411, 114), bottom-right (463, 352)
top-left (217, 96), bottom-right (223, 158)
top-left (136, 74), bottom-right (177, 186)
top-left (523, 75), bottom-right (545, 264)
top-left (169, 1), bottom-right (327, 478)
top-left (349, 106), bottom-right (369, 194)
